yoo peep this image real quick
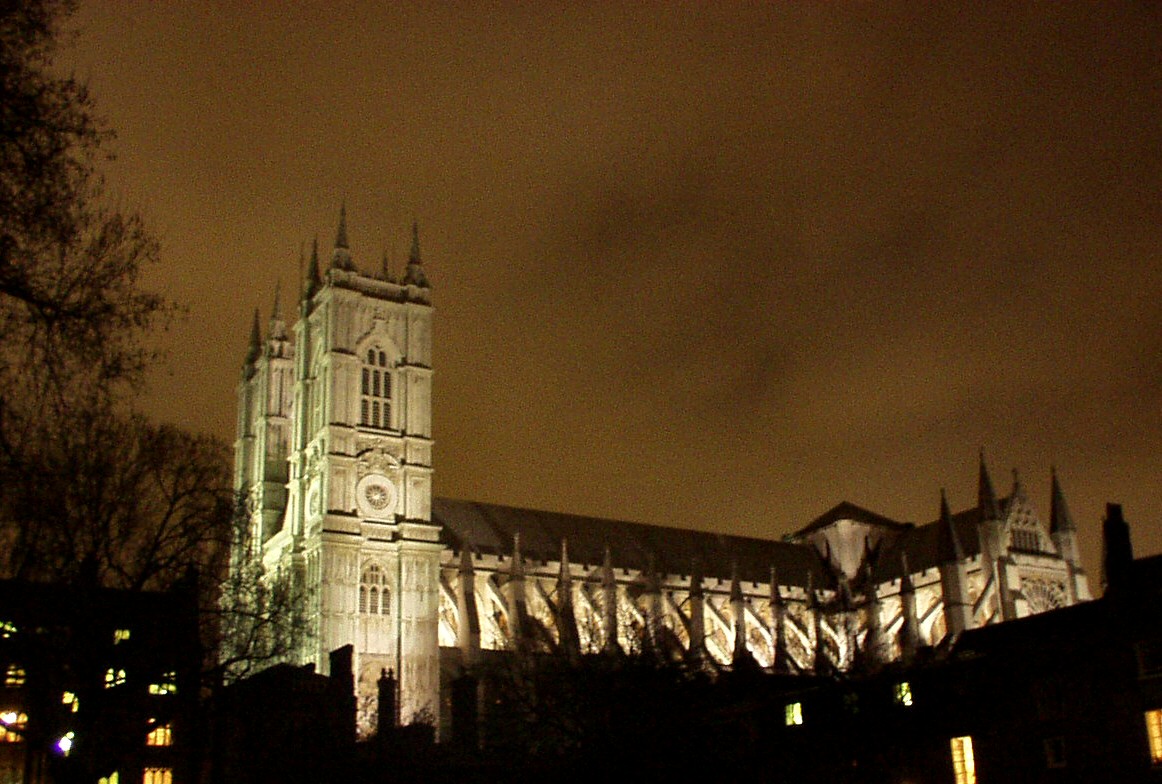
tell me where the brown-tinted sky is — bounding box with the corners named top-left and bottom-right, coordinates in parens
top-left (65, 2), bottom-right (1162, 579)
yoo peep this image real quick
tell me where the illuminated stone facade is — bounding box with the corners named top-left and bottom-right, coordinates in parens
top-left (236, 210), bottom-right (438, 729)
top-left (235, 211), bottom-right (1090, 737)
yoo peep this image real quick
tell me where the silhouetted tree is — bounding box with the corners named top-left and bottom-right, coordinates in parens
top-left (0, 0), bottom-right (301, 687)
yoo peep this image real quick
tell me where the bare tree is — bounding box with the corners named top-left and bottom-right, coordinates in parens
top-left (0, 0), bottom-right (302, 687)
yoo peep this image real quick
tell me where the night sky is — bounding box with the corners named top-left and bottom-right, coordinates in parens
top-left (65, 3), bottom-right (1162, 580)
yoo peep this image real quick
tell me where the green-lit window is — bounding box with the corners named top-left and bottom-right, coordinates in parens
top-left (785, 702), bottom-right (803, 726)
top-left (894, 681), bottom-right (913, 706)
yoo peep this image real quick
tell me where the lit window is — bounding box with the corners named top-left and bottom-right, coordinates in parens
top-left (951, 735), bottom-right (977, 784)
top-left (5, 665), bottom-right (25, 687)
top-left (360, 347), bottom-right (391, 429)
top-left (785, 702), bottom-right (803, 726)
top-left (361, 564), bottom-right (390, 615)
top-left (143, 768), bottom-right (173, 784)
top-left (56, 731), bottom-right (74, 756)
top-left (895, 681), bottom-right (914, 707)
top-left (1146, 709), bottom-right (1162, 765)
top-left (62, 691), bottom-right (79, 713)
top-left (146, 723), bottom-right (172, 747)
top-left (113, 628), bottom-right (131, 644)
top-left (0, 711), bottom-right (27, 742)
top-left (98, 773), bottom-right (120, 784)
top-left (0, 621), bottom-right (15, 639)
top-left (104, 668), bottom-right (127, 688)
top-left (148, 672), bottom-right (177, 696)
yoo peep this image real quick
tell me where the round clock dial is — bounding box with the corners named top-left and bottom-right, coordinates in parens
top-left (355, 473), bottom-right (396, 519)
top-left (364, 483), bottom-right (390, 510)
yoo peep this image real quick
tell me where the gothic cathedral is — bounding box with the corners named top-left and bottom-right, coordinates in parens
top-left (235, 209), bottom-right (1091, 737)
top-left (236, 208), bottom-right (439, 726)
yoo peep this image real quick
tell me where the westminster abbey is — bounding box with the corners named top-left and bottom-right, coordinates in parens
top-left (233, 210), bottom-right (1090, 736)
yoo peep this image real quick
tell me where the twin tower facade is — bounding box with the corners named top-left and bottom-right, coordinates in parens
top-left (235, 210), bottom-right (1091, 736)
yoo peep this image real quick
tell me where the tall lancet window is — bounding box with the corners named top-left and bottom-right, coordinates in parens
top-left (360, 348), bottom-right (392, 429)
top-left (360, 564), bottom-right (390, 615)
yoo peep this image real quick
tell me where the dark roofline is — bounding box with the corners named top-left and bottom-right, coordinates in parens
top-left (432, 497), bottom-right (831, 588)
top-left (793, 501), bottom-right (911, 537)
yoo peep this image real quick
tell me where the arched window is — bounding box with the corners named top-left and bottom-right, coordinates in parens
top-left (361, 564), bottom-right (390, 615)
top-left (359, 347), bottom-right (392, 429)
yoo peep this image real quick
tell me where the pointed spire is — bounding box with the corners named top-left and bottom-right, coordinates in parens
top-left (304, 236), bottom-right (321, 301)
top-left (268, 281), bottom-right (287, 341)
top-left (1049, 466), bottom-right (1076, 534)
top-left (331, 204), bottom-right (355, 271)
top-left (558, 539), bottom-right (573, 585)
top-left (271, 280), bottom-right (282, 322)
top-left (687, 562), bottom-right (706, 662)
top-left (381, 249), bottom-right (393, 282)
top-left (457, 549), bottom-right (480, 663)
top-left (245, 308), bottom-right (261, 365)
top-left (403, 220), bottom-right (429, 287)
top-left (730, 563), bottom-right (749, 665)
top-left (978, 448), bottom-right (1001, 522)
top-left (335, 202), bottom-right (349, 249)
top-left (1102, 503), bottom-right (1133, 594)
top-left (602, 544), bottom-right (619, 655)
top-left (899, 550), bottom-right (914, 593)
top-left (510, 532), bottom-right (524, 580)
top-left (556, 539), bottom-right (580, 659)
top-left (937, 488), bottom-right (964, 563)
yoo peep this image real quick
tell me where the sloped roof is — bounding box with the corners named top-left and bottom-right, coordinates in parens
top-left (872, 504), bottom-right (986, 580)
top-left (793, 501), bottom-right (911, 538)
top-left (433, 498), bottom-right (829, 588)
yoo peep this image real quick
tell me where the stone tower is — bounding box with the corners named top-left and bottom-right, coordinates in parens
top-left (235, 208), bottom-right (439, 731)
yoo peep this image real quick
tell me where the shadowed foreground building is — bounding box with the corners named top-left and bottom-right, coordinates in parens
top-left (233, 212), bottom-right (1091, 738)
top-left (0, 580), bottom-right (199, 784)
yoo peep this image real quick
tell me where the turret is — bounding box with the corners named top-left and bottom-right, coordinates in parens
top-left (862, 563), bottom-right (885, 668)
top-left (403, 221), bottom-right (430, 287)
top-left (457, 549), bottom-right (481, 666)
top-left (937, 489), bottom-right (973, 635)
top-left (555, 539), bottom-right (580, 659)
top-left (687, 564), bottom-right (706, 662)
top-left (331, 203), bottom-right (355, 271)
top-left (1102, 503), bottom-right (1133, 595)
top-left (899, 551), bottom-right (921, 662)
top-left (505, 532), bottom-right (527, 647)
top-left (303, 237), bottom-right (321, 305)
top-left (769, 566), bottom-right (792, 674)
top-left (730, 563), bottom-right (750, 666)
top-left (244, 308), bottom-right (261, 372)
top-left (602, 545), bottom-right (619, 654)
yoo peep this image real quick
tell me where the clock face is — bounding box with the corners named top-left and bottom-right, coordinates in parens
top-left (356, 473), bottom-right (396, 519)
